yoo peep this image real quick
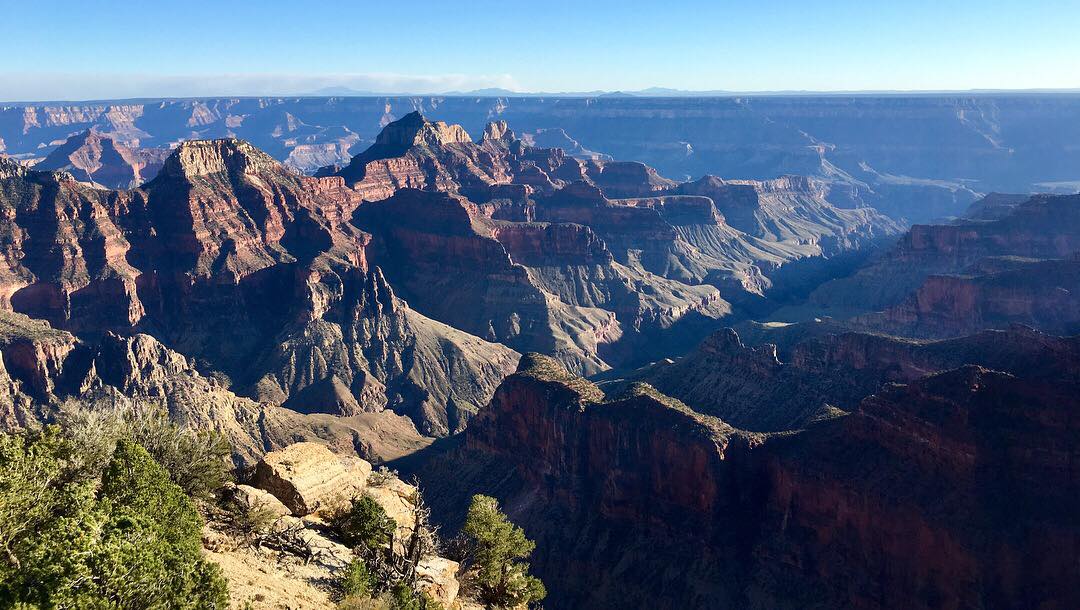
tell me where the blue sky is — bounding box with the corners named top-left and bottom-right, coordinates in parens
top-left (2, 0), bottom-right (1078, 100)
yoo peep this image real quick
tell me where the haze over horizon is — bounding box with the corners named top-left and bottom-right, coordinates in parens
top-left (3, 0), bottom-right (1078, 101)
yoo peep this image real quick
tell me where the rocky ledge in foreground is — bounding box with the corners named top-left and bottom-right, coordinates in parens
top-left (205, 442), bottom-right (470, 609)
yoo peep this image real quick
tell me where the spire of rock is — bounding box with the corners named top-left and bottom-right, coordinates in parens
top-left (482, 120), bottom-right (516, 144)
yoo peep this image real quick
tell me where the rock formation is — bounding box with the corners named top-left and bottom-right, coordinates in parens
top-left (251, 442), bottom-right (372, 515)
top-left (751, 365), bottom-right (1080, 609)
top-left (619, 324), bottom-right (1080, 431)
top-left (207, 442), bottom-right (466, 609)
top-left (0, 142), bottom-right (519, 437)
top-left (415, 340), bottom-right (1080, 609)
top-left (802, 193), bottom-right (1080, 332)
top-left (34, 129), bottom-right (169, 188)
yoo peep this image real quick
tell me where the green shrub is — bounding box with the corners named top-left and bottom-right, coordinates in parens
top-left (222, 494), bottom-right (279, 540)
top-left (386, 583), bottom-right (444, 610)
top-left (126, 409), bottom-right (232, 500)
top-left (331, 494), bottom-right (396, 550)
top-left (462, 494), bottom-right (546, 609)
top-left (62, 404), bottom-right (232, 500)
top-left (341, 558), bottom-right (376, 598)
top-left (0, 430), bottom-right (230, 609)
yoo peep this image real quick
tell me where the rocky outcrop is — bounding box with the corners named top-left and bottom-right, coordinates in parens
top-left (226, 483), bottom-right (292, 518)
top-left (209, 442), bottom-right (466, 609)
top-left (251, 442), bottom-right (372, 515)
top-left (855, 256), bottom-right (1080, 337)
top-left (416, 556), bottom-right (462, 608)
top-left (0, 311), bottom-right (76, 426)
top-left (0, 144), bottom-right (518, 437)
top-left (585, 160), bottom-right (676, 198)
top-left (0, 311), bottom-right (436, 466)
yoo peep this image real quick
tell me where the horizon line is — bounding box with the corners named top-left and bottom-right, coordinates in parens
top-left (5, 87), bottom-right (1080, 105)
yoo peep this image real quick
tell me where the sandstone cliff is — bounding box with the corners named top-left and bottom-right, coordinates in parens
top-left (414, 341), bottom-right (1080, 609)
top-left (622, 324), bottom-right (1080, 431)
top-left (803, 193), bottom-right (1080, 321)
top-left (0, 144), bottom-right (517, 437)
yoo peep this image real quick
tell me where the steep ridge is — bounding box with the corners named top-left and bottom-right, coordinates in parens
top-left (34, 129), bottom-right (169, 189)
top-left (245, 266), bottom-right (519, 435)
top-left (618, 325), bottom-right (1080, 431)
top-left (353, 188), bottom-right (628, 374)
top-left (751, 365), bottom-right (1080, 609)
top-left (413, 341), bottom-right (1080, 609)
top-left (0, 145), bottom-right (518, 436)
top-left (413, 353), bottom-right (764, 609)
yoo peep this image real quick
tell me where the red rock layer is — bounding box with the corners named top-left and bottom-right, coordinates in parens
top-left (861, 257), bottom-right (1080, 337)
top-left (755, 366), bottom-right (1080, 609)
top-left (422, 342), bottom-right (1080, 609)
top-left (0, 145), bottom-right (516, 436)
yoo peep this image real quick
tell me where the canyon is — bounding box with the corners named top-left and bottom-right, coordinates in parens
top-left (0, 100), bottom-right (1077, 609)
top-left (5, 94), bottom-right (1080, 221)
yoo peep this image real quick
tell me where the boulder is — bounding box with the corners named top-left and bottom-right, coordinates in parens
top-left (252, 442), bottom-right (370, 515)
top-left (416, 556), bottom-right (461, 607)
top-left (229, 483), bottom-right (292, 517)
top-left (366, 477), bottom-right (419, 551)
